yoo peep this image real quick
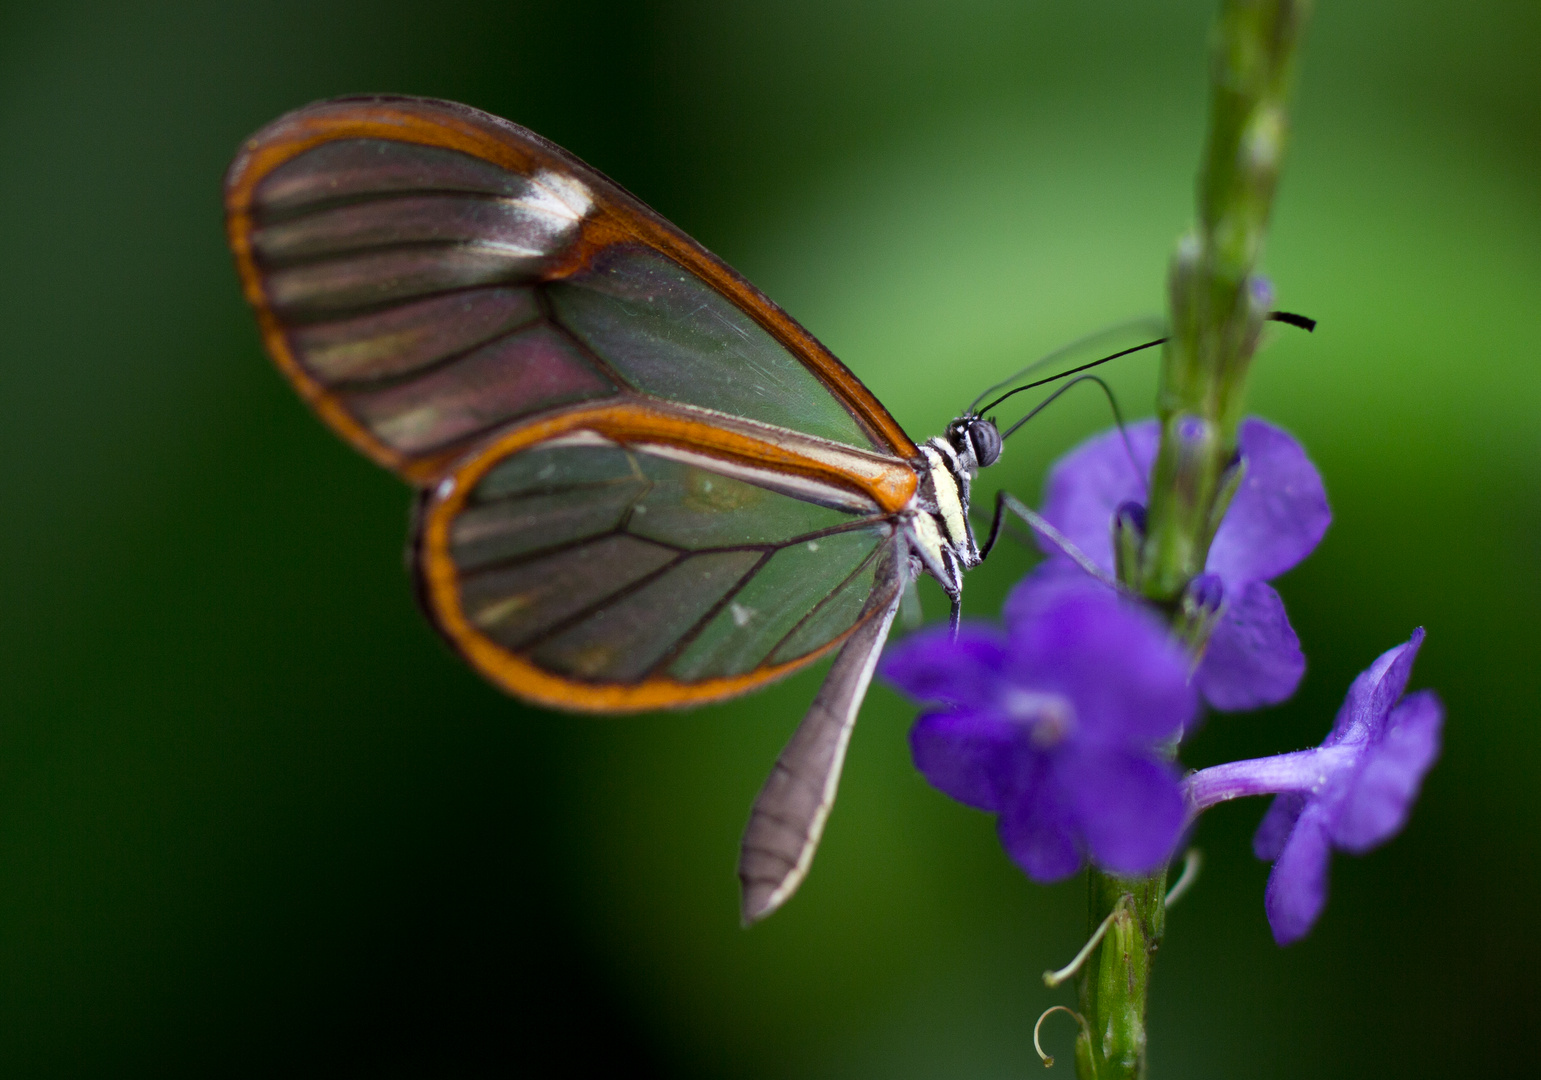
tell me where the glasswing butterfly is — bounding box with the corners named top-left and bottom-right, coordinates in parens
top-left (225, 95), bottom-right (1014, 924)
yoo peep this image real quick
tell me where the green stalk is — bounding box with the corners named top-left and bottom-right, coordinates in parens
top-left (1070, 869), bottom-right (1167, 1079)
top-left (1140, 0), bottom-right (1311, 602)
top-left (1070, 4), bottom-right (1311, 1078)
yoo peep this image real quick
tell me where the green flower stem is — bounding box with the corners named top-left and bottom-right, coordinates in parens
top-left (1071, 5), bottom-right (1312, 1079)
top-left (1071, 869), bottom-right (1168, 1080)
top-left (1140, 0), bottom-right (1311, 601)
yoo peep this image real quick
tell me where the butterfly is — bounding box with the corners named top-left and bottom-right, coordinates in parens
top-left (224, 95), bottom-right (1018, 924)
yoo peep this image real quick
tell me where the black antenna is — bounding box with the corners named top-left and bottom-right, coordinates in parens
top-left (966, 316), bottom-right (1167, 414)
top-left (976, 338), bottom-right (1165, 418)
top-left (1269, 310), bottom-right (1317, 331)
top-left (1002, 374), bottom-right (1126, 439)
top-left (1000, 375), bottom-right (1146, 496)
top-left (971, 310), bottom-right (1316, 420)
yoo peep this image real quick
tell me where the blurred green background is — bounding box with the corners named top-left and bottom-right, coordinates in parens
top-left (1, 0), bottom-right (1537, 1075)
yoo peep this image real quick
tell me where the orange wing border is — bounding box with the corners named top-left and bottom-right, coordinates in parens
top-left (414, 400), bottom-right (914, 713)
top-left (225, 94), bottom-right (919, 486)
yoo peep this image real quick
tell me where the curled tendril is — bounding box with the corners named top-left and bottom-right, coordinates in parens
top-left (1033, 1005), bottom-right (1091, 1068)
top-left (1043, 900), bottom-right (1125, 988)
top-left (1164, 848), bottom-right (1203, 908)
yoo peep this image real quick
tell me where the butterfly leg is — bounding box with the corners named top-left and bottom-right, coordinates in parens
top-left (980, 490), bottom-right (1121, 589)
top-left (978, 488), bottom-right (1013, 560)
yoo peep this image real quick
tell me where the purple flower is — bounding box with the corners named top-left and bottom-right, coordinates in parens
top-left (1036, 417), bottom-right (1331, 711)
top-left (1185, 630), bottom-right (1443, 944)
top-left (882, 577), bottom-right (1198, 882)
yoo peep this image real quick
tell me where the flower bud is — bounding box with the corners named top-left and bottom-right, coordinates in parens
top-left (1175, 572), bottom-right (1226, 653)
top-left (1141, 412), bottom-right (1221, 600)
top-left (1113, 501), bottom-right (1147, 586)
top-left (1185, 572), bottom-right (1224, 615)
top-left (1243, 104), bottom-right (1286, 178)
top-left (1173, 414), bottom-right (1218, 506)
top-left (1202, 452), bottom-right (1248, 552)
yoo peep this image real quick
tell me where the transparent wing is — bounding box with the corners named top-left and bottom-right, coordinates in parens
top-left (226, 95), bottom-right (917, 484)
top-left (738, 585), bottom-right (904, 923)
top-left (414, 422), bottom-right (909, 711)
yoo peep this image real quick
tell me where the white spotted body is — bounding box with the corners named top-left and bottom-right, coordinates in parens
top-left (897, 429), bottom-right (992, 616)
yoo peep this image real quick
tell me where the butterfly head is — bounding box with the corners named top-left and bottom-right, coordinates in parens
top-left (947, 415), bottom-right (1003, 472)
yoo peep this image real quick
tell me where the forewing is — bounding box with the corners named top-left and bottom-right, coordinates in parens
top-left (226, 95), bottom-right (917, 485)
top-left (413, 408), bottom-right (910, 712)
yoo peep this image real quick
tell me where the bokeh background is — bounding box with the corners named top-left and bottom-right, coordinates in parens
top-left (2, 0), bottom-right (1537, 1075)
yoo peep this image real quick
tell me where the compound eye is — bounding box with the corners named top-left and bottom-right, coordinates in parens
top-left (968, 418), bottom-right (1003, 467)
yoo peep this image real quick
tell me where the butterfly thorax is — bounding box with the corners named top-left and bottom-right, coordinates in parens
top-left (903, 415), bottom-right (1002, 600)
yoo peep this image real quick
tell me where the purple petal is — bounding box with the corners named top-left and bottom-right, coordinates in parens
top-left (1327, 629), bottom-right (1427, 745)
top-left (1263, 801), bottom-right (1333, 945)
top-left (1187, 749), bottom-right (1327, 813)
top-left (1010, 585), bottom-right (1197, 745)
top-left (909, 710), bottom-right (1018, 813)
top-left (1057, 748), bottom-right (1185, 875)
top-left (996, 755), bottom-right (1083, 883)
top-left (1037, 420), bottom-right (1160, 573)
top-left (1253, 792), bottom-right (1307, 861)
top-left (1207, 419), bottom-right (1331, 586)
top-left (881, 624), bottom-right (1013, 711)
top-left (1331, 690), bottom-right (1444, 853)
top-left (1002, 559), bottom-right (1116, 629)
top-left (1195, 580), bottom-right (1306, 711)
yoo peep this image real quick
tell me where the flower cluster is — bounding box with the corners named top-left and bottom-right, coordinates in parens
top-left (888, 578), bottom-right (1194, 882)
top-left (884, 418), bottom-right (1442, 944)
top-left (1036, 417), bottom-right (1330, 712)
